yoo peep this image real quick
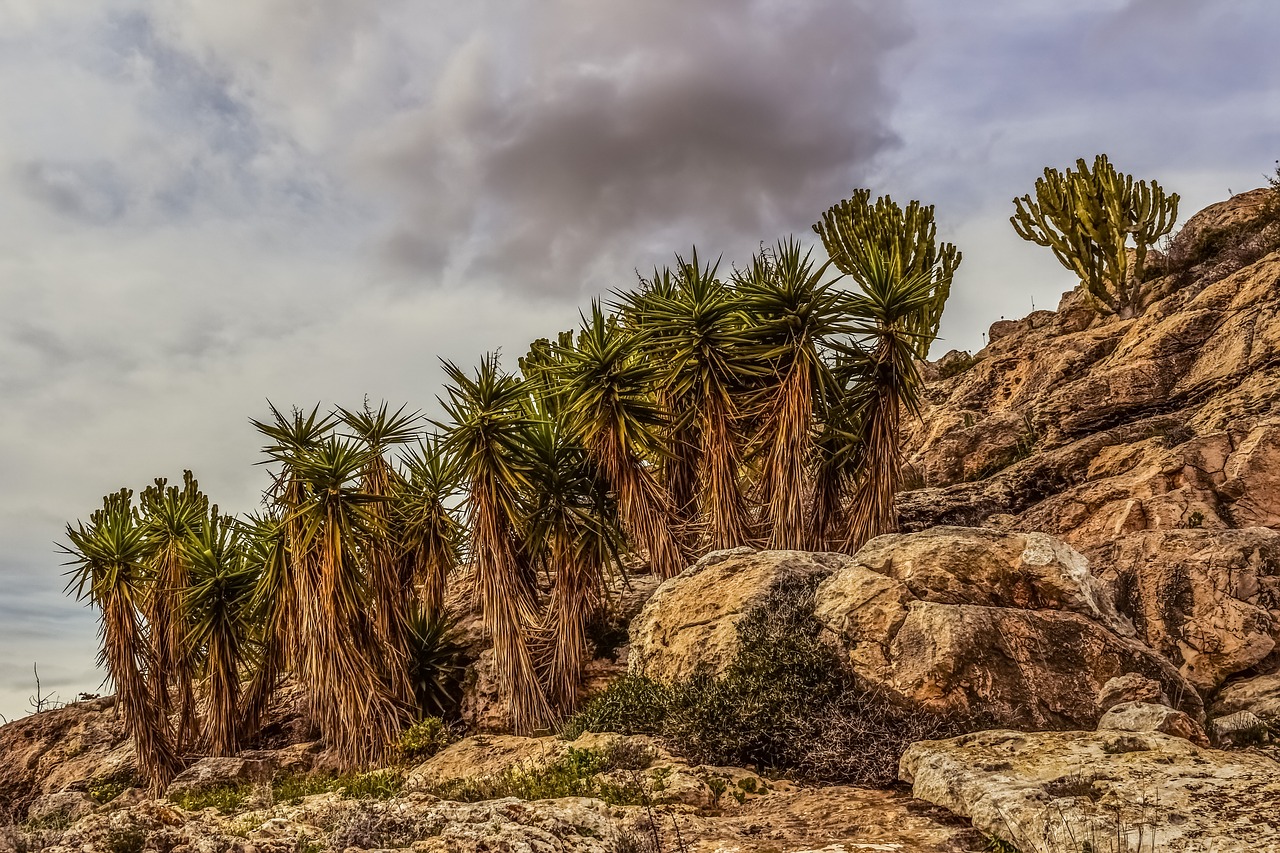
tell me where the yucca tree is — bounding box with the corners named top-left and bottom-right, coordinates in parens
top-left (137, 471), bottom-right (208, 752)
top-left (814, 191), bottom-right (959, 550)
top-left (630, 251), bottom-right (763, 551)
top-left (396, 436), bottom-right (463, 617)
top-left (248, 403), bottom-right (335, 730)
top-left (520, 415), bottom-right (620, 712)
top-left (557, 302), bottom-right (688, 579)
top-left (288, 436), bottom-right (408, 764)
top-left (622, 267), bottom-right (700, 526)
top-left (63, 490), bottom-right (179, 791)
top-left (184, 511), bottom-right (258, 756)
top-left (807, 355), bottom-right (868, 551)
top-left (239, 511), bottom-right (291, 739)
top-left (440, 354), bottom-right (553, 732)
top-left (735, 239), bottom-right (847, 549)
top-left (338, 400), bottom-right (423, 709)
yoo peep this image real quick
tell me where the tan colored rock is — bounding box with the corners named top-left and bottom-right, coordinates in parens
top-left (1096, 672), bottom-right (1168, 712)
top-left (1210, 710), bottom-right (1271, 747)
top-left (1211, 669), bottom-right (1280, 722)
top-left (851, 527), bottom-right (1132, 634)
top-left (629, 548), bottom-right (845, 681)
top-left (1090, 528), bottom-right (1280, 692)
top-left (901, 728), bottom-right (1280, 853)
top-left (166, 757), bottom-right (275, 797)
top-left (0, 697), bottom-right (131, 824)
top-left (1095, 701), bottom-right (1208, 746)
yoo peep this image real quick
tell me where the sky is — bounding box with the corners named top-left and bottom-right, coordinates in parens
top-left (1, 0), bottom-right (1277, 720)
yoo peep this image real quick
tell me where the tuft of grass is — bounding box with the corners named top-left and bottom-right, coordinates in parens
top-left (87, 773), bottom-right (137, 805)
top-left (939, 352), bottom-right (981, 380)
top-left (269, 770), bottom-right (403, 805)
top-left (168, 783), bottom-right (249, 814)
top-left (427, 746), bottom-right (646, 805)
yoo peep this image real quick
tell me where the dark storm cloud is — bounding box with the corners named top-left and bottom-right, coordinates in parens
top-left (375, 0), bottom-right (911, 295)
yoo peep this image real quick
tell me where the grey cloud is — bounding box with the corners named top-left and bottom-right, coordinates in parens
top-left (17, 160), bottom-right (130, 223)
top-left (373, 0), bottom-right (911, 295)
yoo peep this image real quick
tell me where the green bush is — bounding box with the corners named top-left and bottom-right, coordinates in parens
top-left (563, 675), bottom-right (673, 740)
top-left (398, 716), bottom-right (454, 762)
top-left (563, 577), bottom-right (957, 787)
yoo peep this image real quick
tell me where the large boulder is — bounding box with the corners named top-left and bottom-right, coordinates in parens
top-left (1211, 669), bottom-right (1280, 723)
top-left (629, 547), bottom-right (845, 681)
top-left (1089, 528), bottom-right (1280, 692)
top-left (901, 728), bottom-right (1280, 853)
top-left (629, 530), bottom-right (1202, 731)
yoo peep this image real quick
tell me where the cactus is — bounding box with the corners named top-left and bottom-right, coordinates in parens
top-left (1011, 155), bottom-right (1179, 319)
top-left (815, 190), bottom-right (960, 358)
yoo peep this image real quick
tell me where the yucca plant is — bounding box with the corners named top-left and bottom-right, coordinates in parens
top-left (405, 606), bottom-right (465, 719)
top-left (520, 413), bottom-right (621, 712)
top-left (62, 490), bottom-right (179, 791)
top-left (287, 436), bottom-right (408, 764)
top-left (557, 302), bottom-right (688, 579)
top-left (239, 511), bottom-right (292, 740)
top-left (183, 512), bottom-right (258, 756)
top-left (339, 400), bottom-right (423, 710)
top-left (735, 239), bottom-right (847, 549)
top-left (630, 251), bottom-right (764, 550)
top-left (396, 436), bottom-right (463, 617)
top-left (622, 267), bottom-right (700, 526)
top-left (249, 403), bottom-right (335, 731)
top-left (137, 471), bottom-right (208, 751)
top-left (814, 192), bottom-right (959, 550)
top-left (440, 354), bottom-right (553, 732)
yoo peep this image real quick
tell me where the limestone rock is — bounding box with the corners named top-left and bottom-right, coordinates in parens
top-left (1210, 710), bottom-right (1271, 748)
top-left (901, 728), bottom-right (1280, 853)
top-left (1097, 673), bottom-right (1168, 712)
top-left (630, 531), bottom-right (1201, 731)
top-left (166, 758), bottom-right (275, 798)
top-left (629, 547), bottom-right (846, 681)
top-left (25, 791), bottom-right (96, 824)
top-left (901, 192), bottom-right (1280, 557)
top-left (1090, 528), bottom-right (1280, 692)
top-left (0, 697), bottom-right (131, 824)
top-left (1095, 701), bottom-right (1208, 745)
top-left (1211, 669), bottom-right (1280, 722)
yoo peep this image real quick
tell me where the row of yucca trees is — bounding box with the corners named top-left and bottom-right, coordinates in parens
top-left (61, 190), bottom-right (960, 791)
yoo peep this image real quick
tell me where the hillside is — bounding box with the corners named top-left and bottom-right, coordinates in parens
top-left (3, 190), bottom-right (1280, 853)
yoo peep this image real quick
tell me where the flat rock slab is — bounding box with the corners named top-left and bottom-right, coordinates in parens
top-left (901, 729), bottom-right (1280, 853)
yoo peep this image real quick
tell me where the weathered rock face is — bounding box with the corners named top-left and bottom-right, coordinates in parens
top-left (1089, 528), bottom-right (1280, 692)
top-left (0, 697), bottom-right (131, 823)
top-left (901, 191), bottom-right (1280, 549)
top-left (1212, 670), bottom-right (1280, 723)
top-left (901, 728), bottom-right (1280, 853)
top-left (630, 530), bottom-right (1201, 731)
top-left (629, 547), bottom-right (847, 681)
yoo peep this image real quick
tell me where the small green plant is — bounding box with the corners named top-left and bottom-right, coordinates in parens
top-left (104, 826), bottom-right (147, 853)
top-left (398, 716), bottom-right (454, 762)
top-left (168, 783), bottom-right (250, 814)
top-left (87, 772), bottom-right (137, 804)
top-left (1187, 510), bottom-right (1205, 529)
top-left (985, 835), bottom-right (1022, 853)
top-left (271, 772), bottom-right (337, 805)
top-left (428, 746), bottom-right (645, 805)
top-left (338, 770), bottom-right (403, 800)
top-left (704, 775), bottom-right (727, 806)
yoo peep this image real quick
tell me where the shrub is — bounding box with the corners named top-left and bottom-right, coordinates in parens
top-left (406, 609), bottom-right (465, 719)
top-left (398, 716), bottom-right (454, 762)
top-left (564, 577), bottom-right (957, 787)
top-left (563, 676), bottom-right (673, 740)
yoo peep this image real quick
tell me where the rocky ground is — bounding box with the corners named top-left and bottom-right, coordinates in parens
top-left (4, 191), bottom-right (1280, 852)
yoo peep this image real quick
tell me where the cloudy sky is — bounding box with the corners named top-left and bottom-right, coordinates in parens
top-left (1, 0), bottom-right (1277, 719)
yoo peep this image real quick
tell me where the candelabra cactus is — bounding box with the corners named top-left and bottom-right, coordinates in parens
top-left (1011, 155), bottom-right (1179, 319)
